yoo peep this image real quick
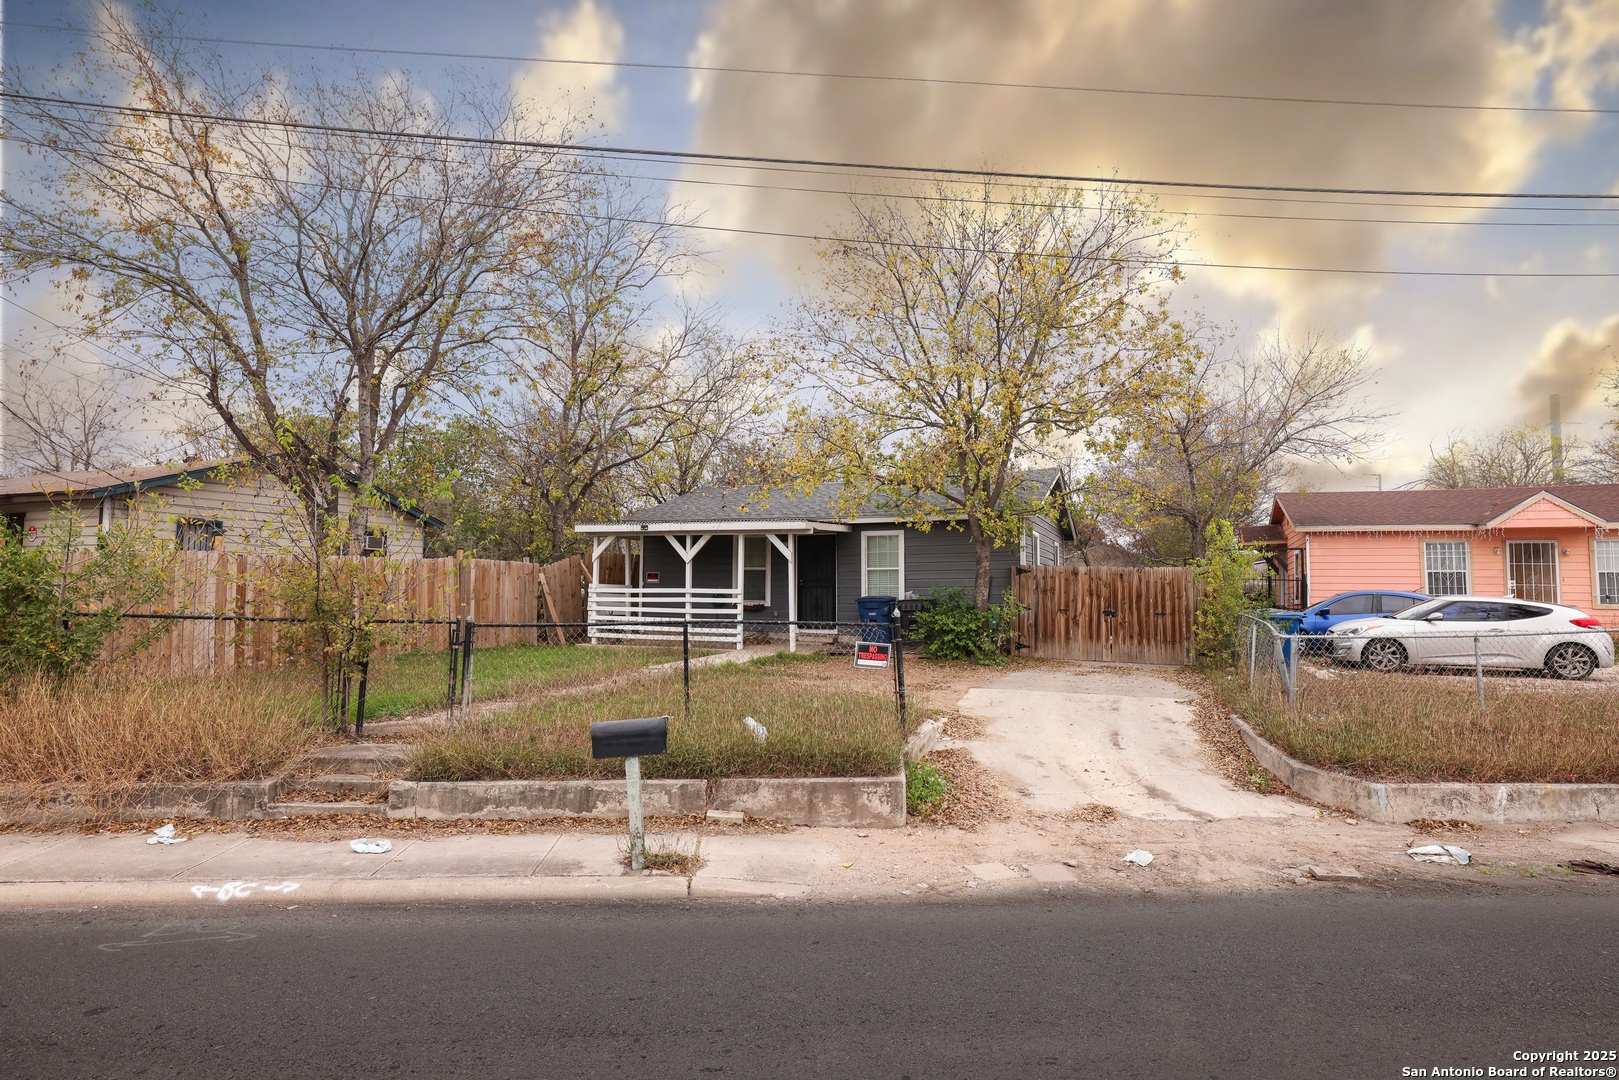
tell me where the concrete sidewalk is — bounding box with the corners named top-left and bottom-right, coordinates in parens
top-left (5, 813), bottom-right (1619, 908)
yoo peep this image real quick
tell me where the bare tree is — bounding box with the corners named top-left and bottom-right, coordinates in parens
top-left (491, 170), bottom-right (771, 560)
top-left (1, 3), bottom-right (567, 548)
top-left (0, 368), bottom-right (137, 476)
top-left (1419, 424), bottom-right (1584, 488)
top-left (1093, 333), bottom-right (1386, 561)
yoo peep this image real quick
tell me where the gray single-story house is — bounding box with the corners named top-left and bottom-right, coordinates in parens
top-left (575, 469), bottom-right (1073, 642)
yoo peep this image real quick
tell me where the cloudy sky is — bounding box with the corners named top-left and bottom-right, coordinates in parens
top-left (7, 0), bottom-right (1619, 487)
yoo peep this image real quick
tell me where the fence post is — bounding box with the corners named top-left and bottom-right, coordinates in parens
top-left (1474, 634), bottom-right (1486, 714)
top-left (460, 618), bottom-right (477, 713)
top-left (1247, 621), bottom-right (1258, 689)
top-left (682, 620), bottom-right (691, 716)
top-left (446, 618), bottom-right (462, 718)
top-left (1286, 631), bottom-right (1299, 710)
top-left (891, 607), bottom-right (907, 733)
top-left (355, 660), bottom-right (369, 738)
top-left (625, 754), bottom-right (645, 871)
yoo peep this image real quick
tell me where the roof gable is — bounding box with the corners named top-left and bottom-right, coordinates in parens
top-left (1486, 491), bottom-right (1605, 529)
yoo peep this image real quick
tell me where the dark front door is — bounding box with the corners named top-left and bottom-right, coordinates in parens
top-left (797, 535), bottom-right (836, 623)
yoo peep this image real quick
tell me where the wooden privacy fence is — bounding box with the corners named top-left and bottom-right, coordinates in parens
top-left (1011, 565), bottom-right (1196, 666)
top-left (122, 552), bottom-right (561, 673)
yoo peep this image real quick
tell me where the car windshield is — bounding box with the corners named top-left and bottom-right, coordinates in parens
top-left (1393, 598), bottom-right (1452, 620)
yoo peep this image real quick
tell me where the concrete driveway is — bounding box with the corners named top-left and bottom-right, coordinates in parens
top-left (959, 664), bottom-right (1313, 820)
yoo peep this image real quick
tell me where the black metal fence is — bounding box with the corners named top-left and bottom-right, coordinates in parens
top-left (109, 608), bottom-right (916, 734)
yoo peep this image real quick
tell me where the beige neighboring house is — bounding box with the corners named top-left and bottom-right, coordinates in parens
top-left (0, 458), bottom-right (442, 558)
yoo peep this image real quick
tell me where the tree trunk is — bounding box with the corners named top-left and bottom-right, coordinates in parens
top-left (972, 530), bottom-right (995, 611)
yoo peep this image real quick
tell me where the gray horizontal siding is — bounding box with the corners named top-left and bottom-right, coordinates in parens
top-left (834, 524), bottom-right (1017, 622)
top-left (1030, 515), bottom-right (1062, 566)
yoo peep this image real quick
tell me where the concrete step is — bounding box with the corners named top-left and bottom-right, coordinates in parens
top-left (296, 775), bottom-right (392, 797)
top-left (293, 743), bottom-right (416, 775)
top-left (266, 801), bottom-right (389, 818)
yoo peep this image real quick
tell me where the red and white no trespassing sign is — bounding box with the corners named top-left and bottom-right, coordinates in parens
top-left (854, 641), bottom-right (891, 668)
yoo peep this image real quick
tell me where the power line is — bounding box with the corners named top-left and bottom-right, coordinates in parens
top-left (7, 90), bottom-right (1619, 203)
top-left (6, 17), bottom-right (1616, 118)
top-left (5, 132), bottom-right (1619, 278)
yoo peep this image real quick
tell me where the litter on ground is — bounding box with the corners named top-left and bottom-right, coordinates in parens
top-left (146, 824), bottom-right (188, 846)
top-left (1121, 850), bottom-right (1155, 867)
top-left (743, 716), bottom-right (769, 743)
top-left (349, 838), bottom-right (393, 854)
top-left (1407, 844), bottom-right (1471, 865)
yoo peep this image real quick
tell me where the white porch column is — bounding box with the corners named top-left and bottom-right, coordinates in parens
top-left (788, 533), bottom-right (798, 652)
top-left (590, 536), bottom-right (615, 588)
top-left (765, 533), bottom-right (796, 653)
top-left (621, 538), bottom-right (631, 585)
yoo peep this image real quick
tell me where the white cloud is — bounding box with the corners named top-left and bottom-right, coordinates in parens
top-left (1516, 313), bottom-right (1619, 413)
top-left (514, 0), bottom-right (626, 130)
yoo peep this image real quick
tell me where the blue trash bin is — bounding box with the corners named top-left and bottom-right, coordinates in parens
top-left (857, 595), bottom-right (897, 643)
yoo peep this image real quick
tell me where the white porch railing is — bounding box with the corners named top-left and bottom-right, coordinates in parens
top-left (587, 585), bottom-right (745, 649)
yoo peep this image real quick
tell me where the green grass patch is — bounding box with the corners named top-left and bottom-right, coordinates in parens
top-left (905, 759), bottom-right (950, 818)
top-left (359, 642), bottom-right (686, 720)
top-left (408, 659), bottom-right (903, 781)
top-left (1209, 665), bottom-right (1619, 784)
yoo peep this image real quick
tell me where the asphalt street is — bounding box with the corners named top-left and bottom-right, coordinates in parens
top-left (1, 893), bottom-right (1614, 1079)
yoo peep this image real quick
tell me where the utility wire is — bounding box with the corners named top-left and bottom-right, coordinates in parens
top-left (6, 90), bottom-right (1619, 202)
top-left (6, 17), bottom-right (1617, 117)
top-left (4, 132), bottom-right (1619, 278)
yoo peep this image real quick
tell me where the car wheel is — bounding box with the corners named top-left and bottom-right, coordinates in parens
top-left (1544, 642), bottom-right (1597, 681)
top-left (1361, 638), bottom-right (1407, 673)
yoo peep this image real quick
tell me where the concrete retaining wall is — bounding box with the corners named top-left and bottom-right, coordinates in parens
top-left (388, 779), bottom-right (708, 820)
top-left (1230, 714), bottom-right (1619, 825)
top-left (709, 774), bottom-right (906, 828)
top-left (0, 781), bottom-right (281, 825)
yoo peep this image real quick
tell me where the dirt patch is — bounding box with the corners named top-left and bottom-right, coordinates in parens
top-left (1407, 818), bottom-right (1483, 835)
top-left (1052, 803), bottom-right (1121, 824)
top-left (6, 812), bottom-right (803, 842)
top-left (1173, 668), bottom-right (1289, 797)
top-left (917, 747), bottom-right (1013, 830)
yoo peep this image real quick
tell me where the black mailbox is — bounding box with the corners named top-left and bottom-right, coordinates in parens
top-left (590, 716), bottom-right (669, 759)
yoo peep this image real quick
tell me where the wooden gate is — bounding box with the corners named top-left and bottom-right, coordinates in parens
top-left (1011, 565), bottom-right (1195, 665)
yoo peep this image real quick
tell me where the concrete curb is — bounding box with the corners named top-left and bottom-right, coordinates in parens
top-left (388, 780), bottom-right (708, 820)
top-left (709, 774), bottom-right (906, 828)
top-left (1229, 713), bottom-right (1619, 824)
top-left (3, 773), bottom-right (908, 829)
top-left (0, 875), bottom-right (724, 908)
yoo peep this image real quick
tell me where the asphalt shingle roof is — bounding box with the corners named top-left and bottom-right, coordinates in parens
top-left (1274, 485), bottom-right (1619, 529)
top-left (615, 468), bottom-right (1065, 525)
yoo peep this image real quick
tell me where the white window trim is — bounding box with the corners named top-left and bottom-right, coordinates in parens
top-left (1422, 540), bottom-right (1471, 596)
top-left (1593, 539), bottom-right (1619, 607)
top-left (739, 534), bottom-right (771, 606)
top-left (861, 530), bottom-right (905, 597)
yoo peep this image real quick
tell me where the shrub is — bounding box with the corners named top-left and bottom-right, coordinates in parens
top-left (905, 759), bottom-right (950, 818)
top-left (910, 587), bottom-right (1022, 664)
top-left (1190, 520), bottom-right (1261, 666)
top-left (0, 504), bottom-right (172, 681)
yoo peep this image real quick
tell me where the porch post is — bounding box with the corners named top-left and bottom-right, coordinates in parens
top-left (788, 533), bottom-right (798, 653)
top-left (621, 538), bottom-right (631, 585)
top-left (590, 537), bottom-right (614, 591)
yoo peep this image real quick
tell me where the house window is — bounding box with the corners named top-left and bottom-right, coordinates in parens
top-left (862, 531), bottom-right (903, 596)
top-left (1423, 540), bottom-right (1470, 596)
top-left (3, 513), bottom-right (25, 544)
top-left (741, 536), bottom-right (770, 605)
top-left (1597, 540), bottom-right (1619, 606)
top-left (1022, 526), bottom-right (1041, 566)
top-left (175, 517), bottom-right (225, 552)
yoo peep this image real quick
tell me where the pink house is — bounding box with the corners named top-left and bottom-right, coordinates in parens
top-left (1240, 485), bottom-right (1619, 628)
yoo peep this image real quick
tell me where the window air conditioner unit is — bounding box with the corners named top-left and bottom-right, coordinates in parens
top-left (363, 534), bottom-right (387, 552)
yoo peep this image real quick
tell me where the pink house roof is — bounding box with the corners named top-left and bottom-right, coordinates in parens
top-left (1273, 485), bottom-right (1619, 530)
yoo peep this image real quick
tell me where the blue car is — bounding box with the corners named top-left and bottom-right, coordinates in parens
top-left (1269, 590), bottom-right (1430, 638)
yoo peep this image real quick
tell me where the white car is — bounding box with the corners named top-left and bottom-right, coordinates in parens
top-left (1329, 596), bottom-right (1616, 680)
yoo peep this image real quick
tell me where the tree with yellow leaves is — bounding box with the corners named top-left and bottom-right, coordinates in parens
top-left (789, 180), bottom-right (1188, 609)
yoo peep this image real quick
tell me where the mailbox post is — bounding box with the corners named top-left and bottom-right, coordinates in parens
top-left (590, 716), bottom-right (669, 871)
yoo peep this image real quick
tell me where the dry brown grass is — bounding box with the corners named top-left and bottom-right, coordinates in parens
top-left (1211, 665), bottom-right (1619, 783)
top-left (0, 671), bottom-right (326, 807)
